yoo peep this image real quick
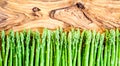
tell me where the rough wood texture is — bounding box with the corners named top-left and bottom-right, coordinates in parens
top-left (0, 0), bottom-right (120, 32)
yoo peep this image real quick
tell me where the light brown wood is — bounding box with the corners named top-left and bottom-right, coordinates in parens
top-left (0, 0), bottom-right (120, 32)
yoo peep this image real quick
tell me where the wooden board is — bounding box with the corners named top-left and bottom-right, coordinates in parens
top-left (0, 0), bottom-right (120, 32)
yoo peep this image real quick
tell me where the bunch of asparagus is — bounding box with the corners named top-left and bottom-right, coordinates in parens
top-left (0, 29), bottom-right (120, 66)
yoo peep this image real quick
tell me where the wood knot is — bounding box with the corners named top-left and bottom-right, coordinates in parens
top-left (76, 2), bottom-right (85, 9)
top-left (32, 7), bottom-right (41, 12)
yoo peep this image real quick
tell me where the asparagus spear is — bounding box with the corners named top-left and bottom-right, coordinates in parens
top-left (61, 33), bottom-right (65, 66)
top-left (71, 29), bottom-right (75, 63)
top-left (30, 32), bottom-right (35, 66)
top-left (107, 30), bottom-right (112, 66)
top-left (40, 29), bottom-right (47, 66)
top-left (96, 34), bottom-right (104, 66)
top-left (73, 30), bottom-right (80, 66)
top-left (62, 32), bottom-right (67, 66)
top-left (115, 29), bottom-right (119, 66)
top-left (34, 31), bottom-right (40, 66)
top-left (100, 47), bottom-right (103, 66)
top-left (8, 31), bottom-right (14, 66)
top-left (68, 31), bottom-right (72, 66)
top-left (25, 30), bottom-right (31, 66)
top-left (64, 32), bottom-right (67, 66)
top-left (110, 30), bottom-right (115, 66)
top-left (61, 48), bottom-right (65, 66)
top-left (20, 32), bottom-right (25, 66)
top-left (50, 32), bottom-right (54, 66)
top-left (1, 31), bottom-right (5, 61)
top-left (77, 30), bottom-right (84, 66)
top-left (4, 35), bottom-right (10, 66)
top-left (0, 51), bottom-right (2, 66)
top-left (16, 32), bottom-right (22, 66)
top-left (93, 32), bottom-right (100, 66)
top-left (59, 29), bottom-right (64, 66)
top-left (89, 30), bottom-right (96, 66)
top-left (54, 29), bottom-right (60, 66)
top-left (82, 31), bottom-right (92, 66)
top-left (118, 29), bottom-right (120, 66)
top-left (103, 30), bottom-right (108, 66)
top-left (14, 54), bottom-right (18, 66)
top-left (46, 30), bottom-right (51, 66)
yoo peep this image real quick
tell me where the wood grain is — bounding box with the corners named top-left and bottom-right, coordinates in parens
top-left (0, 0), bottom-right (120, 32)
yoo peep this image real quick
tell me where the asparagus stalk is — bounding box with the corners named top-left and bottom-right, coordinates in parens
top-left (15, 54), bottom-right (18, 66)
top-left (103, 30), bottom-right (108, 66)
top-left (59, 29), bottom-right (64, 66)
top-left (96, 34), bottom-right (104, 66)
top-left (107, 30), bottom-right (112, 66)
top-left (77, 30), bottom-right (84, 66)
top-left (20, 32), bottom-right (25, 66)
top-left (54, 29), bottom-right (60, 66)
top-left (25, 30), bottom-right (31, 66)
top-left (89, 31), bottom-right (96, 66)
top-left (68, 31), bottom-right (72, 66)
top-left (35, 31), bottom-right (40, 66)
top-left (4, 35), bottom-right (10, 66)
top-left (30, 32), bottom-right (35, 66)
top-left (82, 31), bottom-right (92, 66)
top-left (64, 32), bottom-right (67, 66)
top-left (62, 32), bottom-right (66, 66)
top-left (8, 31), bottom-right (14, 66)
top-left (50, 32), bottom-right (54, 66)
top-left (61, 48), bottom-right (65, 66)
top-left (40, 29), bottom-right (47, 66)
top-left (0, 51), bottom-right (2, 66)
top-left (73, 30), bottom-right (80, 66)
top-left (16, 32), bottom-right (22, 66)
top-left (110, 30), bottom-right (115, 66)
top-left (115, 29), bottom-right (119, 66)
top-left (46, 30), bottom-right (51, 66)
top-left (118, 29), bottom-right (120, 66)
top-left (71, 29), bottom-right (75, 63)
top-left (93, 32), bottom-right (100, 66)
top-left (1, 31), bottom-right (5, 61)
top-left (100, 47), bottom-right (103, 66)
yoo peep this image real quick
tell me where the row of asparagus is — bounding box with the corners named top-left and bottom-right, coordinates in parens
top-left (0, 29), bottom-right (120, 66)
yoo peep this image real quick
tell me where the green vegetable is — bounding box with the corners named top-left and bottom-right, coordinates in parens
top-left (115, 29), bottom-right (119, 66)
top-left (103, 30), bottom-right (108, 66)
top-left (25, 30), bottom-right (31, 66)
top-left (82, 31), bottom-right (92, 66)
top-left (35, 31), bottom-right (40, 66)
top-left (118, 30), bottom-right (120, 66)
top-left (96, 34), bottom-right (104, 66)
top-left (68, 31), bottom-right (72, 66)
top-left (64, 32), bottom-right (68, 66)
top-left (46, 30), bottom-right (51, 66)
top-left (20, 32), bottom-right (25, 66)
top-left (4, 35), bottom-right (10, 66)
top-left (16, 32), bottom-right (22, 66)
top-left (54, 29), bottom-right (60, 66)
top-left (1, 31), bottom-right (5, 61)
top-left (89, 31), bottom-right (96, 66)
top-left (107, 30), bottom-right (111, 66)
top-left (40, 29), bottom-right (47, 66)
top-left (110, 30), bottom-right (115, 66)
top-left (29, 32), bottom-right (35, 66)
top-left (77, 30), bottom-right (84, 66)
top-left (8, 31), bottom-right (14, 66)
top-left (93, 32), bottom-right (100, 66)
top-left (0, 51), bottom-right (2, 66)
top-left (50, 31), bottom-right (54, 66)
top-left (72, 30), bottom-right (80, 66)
